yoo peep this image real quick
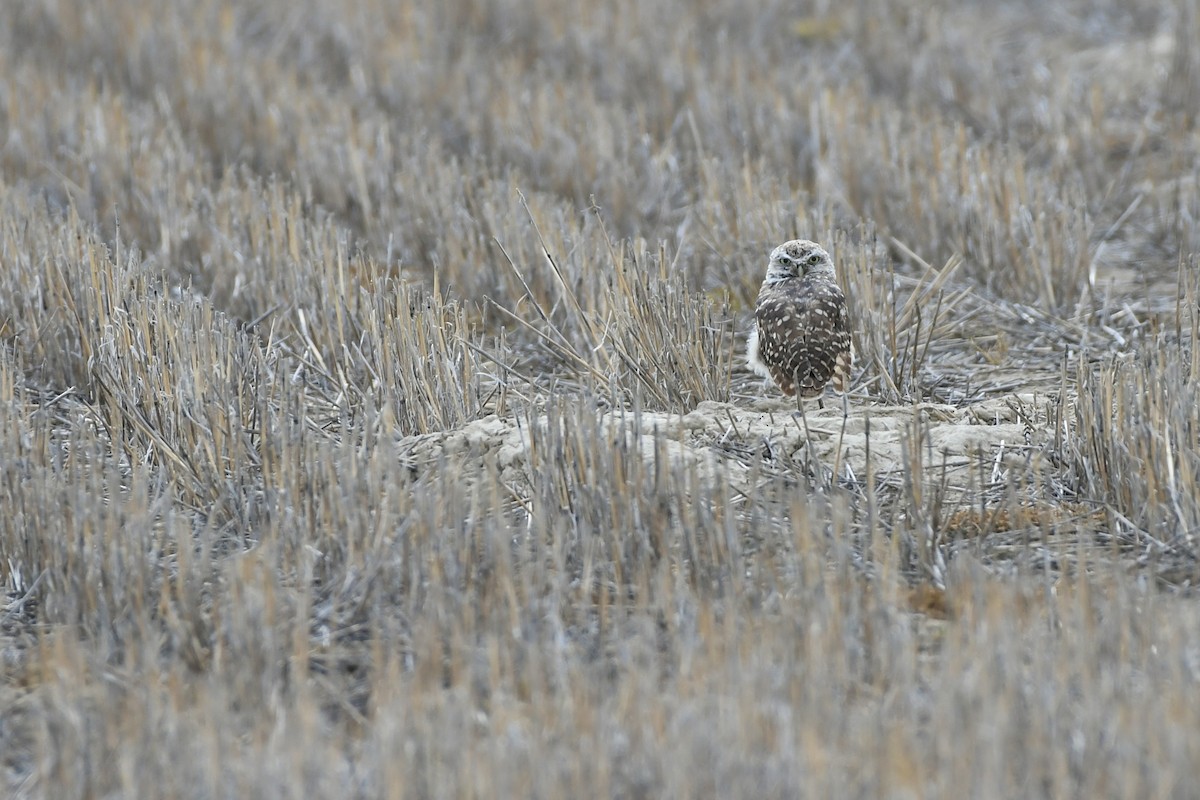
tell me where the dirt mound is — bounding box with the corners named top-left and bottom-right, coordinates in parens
top-left (397, 395), bottom-right (1043, 495)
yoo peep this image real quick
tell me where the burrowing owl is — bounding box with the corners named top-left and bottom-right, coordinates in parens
top-left (746, 239), bottom-right (852, 398)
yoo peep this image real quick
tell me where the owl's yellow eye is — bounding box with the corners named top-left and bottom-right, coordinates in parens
top-left (809, 254), bottom-right (821, 265)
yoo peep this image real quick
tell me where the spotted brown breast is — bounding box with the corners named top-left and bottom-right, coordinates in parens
top-left (754, 279), bottom-right (852, 398)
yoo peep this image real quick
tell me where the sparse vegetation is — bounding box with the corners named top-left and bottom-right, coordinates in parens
top-left (2, 0), bottom-right (1199, 797)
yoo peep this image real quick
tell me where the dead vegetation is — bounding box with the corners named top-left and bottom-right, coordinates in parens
top-left (2, 0), bottom-right (1199, 797)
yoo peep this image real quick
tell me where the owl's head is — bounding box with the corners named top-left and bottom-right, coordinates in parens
top-left (765, 240), bottom-right (834, 284)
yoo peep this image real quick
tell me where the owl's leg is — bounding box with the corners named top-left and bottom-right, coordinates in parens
top-left (831, 388), bottom-right (851, 485)
top-left (792, 391), bottom-right (811, 442)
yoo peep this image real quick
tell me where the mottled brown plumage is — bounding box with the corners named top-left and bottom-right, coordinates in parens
top-left (746, 240), bottom-right (852, 398)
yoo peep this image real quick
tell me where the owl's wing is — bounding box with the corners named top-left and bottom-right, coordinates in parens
top-left (828, 294), bottom-right (853, 393)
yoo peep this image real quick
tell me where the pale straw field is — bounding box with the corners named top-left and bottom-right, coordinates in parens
top-left (2, 0), bottom-right (1200, 797)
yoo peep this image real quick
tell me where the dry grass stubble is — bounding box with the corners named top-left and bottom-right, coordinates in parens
top-left (2, 0), bottom-right (1200, 797)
